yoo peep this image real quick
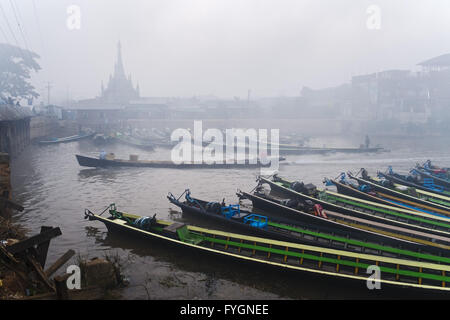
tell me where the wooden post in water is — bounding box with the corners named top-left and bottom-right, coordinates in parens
top-left (0, 153), bottom-right (11, 217)
top-left (54, 274), bottom-right (70, 300)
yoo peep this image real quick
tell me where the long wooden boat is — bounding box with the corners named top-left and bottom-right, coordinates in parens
top-left (257, 176), bottom-right (450, 239)
top-left (239, 190), bottom-right (450, 253)
top-left (113, 134), bottom-right (155, 150)
top-left (168, 189), bottom-right (315, 244)
top-left (412, 188), bottom-right (450, 207)
top-left (331, 176), bottom-right (450, 218)
top-left (420, 160), bottom-right (450, 172)
top-left (261, 177), bottom-right (450, 252)
top-left (199, 141), bottom-right (330, 156)
top-left (417, 160), bottom-right (450, 177)
top-left (379, 169), bottom-right (450, 194)
top-left (38, 132), bottom-right (95, 144)
top-left (84, 205), bottom-right (450, 293)
top-left (348, 171), bottom-right (450, 209)
top-left (322, 190), bottom-right (450, 233)
top-left (358, 171), bottom-right (450, 207)
top-left (92, 133), bottom-right (116, 146)
top-left (205, 143), bottom-right (386, 155)
top-left (277, 146), bottom-right (386, 156)
top-left (168, 189), bottom-right (450, 262)
top-left (75, 154), bottom-right (272, 169)
top-left (413, 168), bottom-right (450, 190)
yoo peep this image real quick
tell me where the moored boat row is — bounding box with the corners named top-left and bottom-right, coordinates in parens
top-left (84, 205), bottom-right (450, 293)
top-left (84, 159), bottom-right (450, 294)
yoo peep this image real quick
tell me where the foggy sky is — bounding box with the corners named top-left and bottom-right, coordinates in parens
top-left (1, 0), bottom-right (450, 104)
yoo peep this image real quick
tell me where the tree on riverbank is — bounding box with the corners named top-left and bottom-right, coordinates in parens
top-left (0, 43), bottom-right (40, 105)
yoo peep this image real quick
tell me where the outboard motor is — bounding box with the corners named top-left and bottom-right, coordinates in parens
top-left (361, 168), bottom-right (369, 180)
top-left (280, 198), bottom-right (299, 209)
top-left (304, 183), bottom-right (317, 196)
top-left (133, 214), bottom-right (157, 231)
top-left (358, 184), bottom-right (371, 193)
top-left (380, 179), bottom-right (394, 188)
top-left (297, 199), bottom-right (315, 213)
top-left (291, 181), bottom-right (317, 196)
top-left (291, 181), bottom-right (305, 192)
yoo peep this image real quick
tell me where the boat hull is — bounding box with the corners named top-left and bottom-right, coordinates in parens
top-left (38, 132), bottom-right (95, 144)
top-left (415, 169), bottom-right (450, 189)
top-left (277, 147), bottom-right (385, 156)
top-left (240, 191), bottom-right (450, 252)
top-left (333, 179), bottom-right (450, 218)
top-left (76, 154), bottom-right (271, 169)
top-left (261, 176), bottom-right (450, 236)
top-left (380, 172), bottom-right (450, 194)
top-left (349, 173), bottom-right (450, 211)
top-left (169, 196), bottom-right (328, 246)
top-left (88, 214), bottom-right (450, 294)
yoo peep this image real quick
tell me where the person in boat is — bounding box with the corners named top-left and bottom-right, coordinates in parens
top-left (99, 150), bottom-right (107, 160)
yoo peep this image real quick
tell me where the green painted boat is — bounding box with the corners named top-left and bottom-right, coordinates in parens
top-left (361, 172), bottom-right (450, 207)
top-left (240, 189), bottom-right (450, 253)
top-left (379, 170), bottom-right (450, 196)
top-left (84, 205), bottom-right (450, 293)
top-left (331, 177), bottom-right (450, 218)
top-left (258, 176), bottom-right (450, 239)
top-left (171, 189), bottom-right (450, 262)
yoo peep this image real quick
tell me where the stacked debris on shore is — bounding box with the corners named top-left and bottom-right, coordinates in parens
top-left (0, 151), bottom-right (125, 300)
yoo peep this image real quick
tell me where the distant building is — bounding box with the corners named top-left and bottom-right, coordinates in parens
top-left (418, 53), bottom-right (450, 72)
top-left (68, 42), bottom-right (168, 129)
top-left (349, 69), bottom-right (431, 123)
top-left (74, 41), bottom-right (139, 109)
top-left (292, 52), bottom-right (450, 125)
top-left (417, 54), bottom-right (450, 120)
top-left (33, 103), bottom-right (63, 120)
top-left (100, 41), bottom-right (140, 104)
top-left (301, 85), bottom-right (349, 119)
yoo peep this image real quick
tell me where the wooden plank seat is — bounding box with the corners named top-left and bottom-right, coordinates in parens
top-left (168, 224), bottom-right (203, 245)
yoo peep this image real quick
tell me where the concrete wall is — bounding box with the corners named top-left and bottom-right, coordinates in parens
top-left (30, 116), bottom-right (79, 141)
top-left (0, 119), bottom-right (30, 157)
top-left (30, 116), bottom-right (59, 140)
top-left (0, 153), bottom-right (11, 216)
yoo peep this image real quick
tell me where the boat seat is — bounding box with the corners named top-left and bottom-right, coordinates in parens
top-left (243, 214), bottom-right (268, 229)
top-left (221, 205), bottom-right (240, 219)
top-left (162, 222), bottom-right (203, 244)
top-left (162, 222), bottom-right (186, 237)
top-left (232, 213), bottom-right (248, 219)
top-left (114, 219), bottom-right (127, 225)
top-left (176, 225), bottom-right (203, 245)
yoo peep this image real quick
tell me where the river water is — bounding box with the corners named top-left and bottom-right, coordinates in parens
top-left (9, 134), bottom-right (450, 299)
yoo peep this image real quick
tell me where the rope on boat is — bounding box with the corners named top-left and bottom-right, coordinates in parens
top-left (249, 181), bottom-right (263, 194)
top-left (170, 189), bottom-right (207, 211)
top-left (99, 203), bottom-right (116, 216)
top-left (351, 168), bottom-right (364, 178)
top-left (84, 205), bottom-right (115, 220)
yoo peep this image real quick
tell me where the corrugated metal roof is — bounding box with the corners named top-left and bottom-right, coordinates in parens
top-left (418, 53), bottom-right (450, 67)
top-left (0, 105), bottom-right (33, 121)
